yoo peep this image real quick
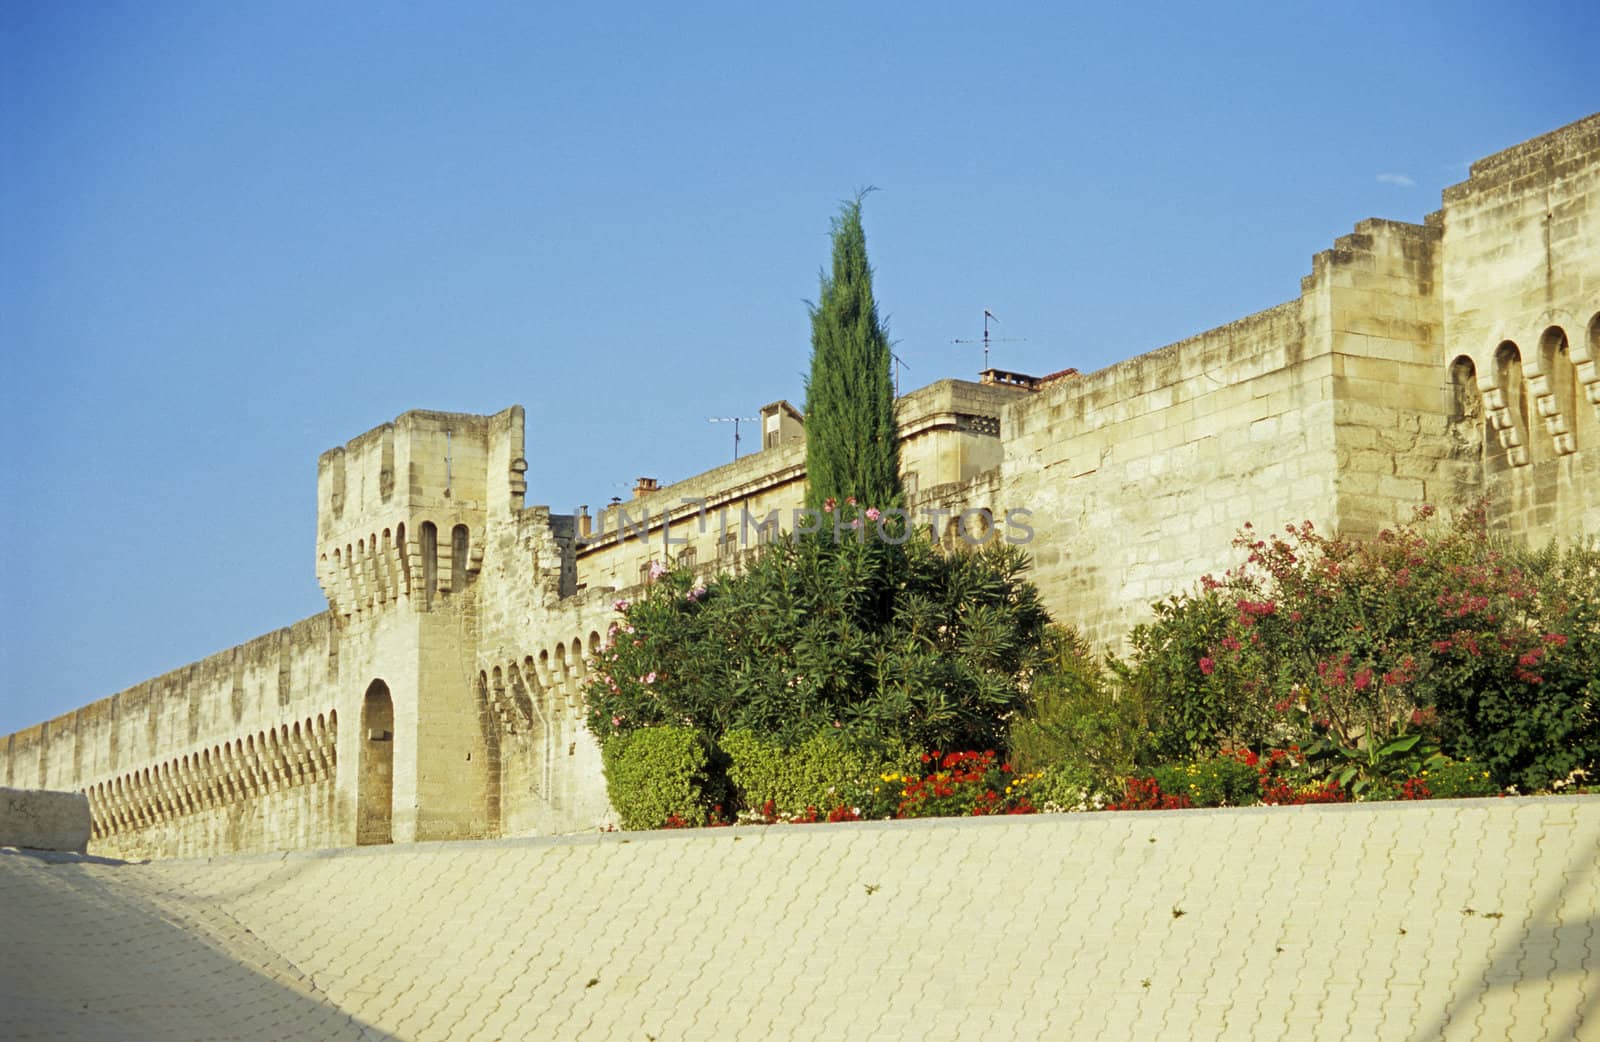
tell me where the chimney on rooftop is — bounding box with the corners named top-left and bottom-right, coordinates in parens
top-left (633, 477), bottom-right (660, 497)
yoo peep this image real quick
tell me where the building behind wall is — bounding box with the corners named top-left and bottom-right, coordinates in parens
top-left (3, 113), bottom-right (1597, 859)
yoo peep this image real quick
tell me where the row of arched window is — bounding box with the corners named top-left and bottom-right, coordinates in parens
top-left (82, 713), bottom-right (337, 838)
top-left (1450, 313), bottom-right (1600, 470)
top-left (323, 520), bottom-right (474, 615)
top-left (480, 631), bottom-right (607, 736)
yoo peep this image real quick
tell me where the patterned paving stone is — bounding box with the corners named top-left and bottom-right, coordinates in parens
top-left (2, 796), bottom-right (1596, 1041)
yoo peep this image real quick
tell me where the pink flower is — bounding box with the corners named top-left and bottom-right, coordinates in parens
top-left (823, 497), bottom-right (836, 513)
top-left (1199, 657), bottom-right (1216, 676)
top-left (686, 585), bottom-right (706, 602)
top-left (611, 715), bottom-right (622, 727)
top-left (865, 507), bottom-right (881, 522)
top-left (648, 560), bottom-right (668, 580)
top-left (644, 672), bottom-right (657, 685)
top-left (613, 598), bottom-right (631, 612)
top-left (845, 496), bottom-right (857, 506)
top-left (850, 518), bottom-right (863, 530)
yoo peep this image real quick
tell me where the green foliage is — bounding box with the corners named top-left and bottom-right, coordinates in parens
top-left (1149, 755), bottom-right (1261, 808)
top-left (585, 533), bottom-right (1051, 755)
top-left (1008, 626), bottom-right (1151, 776)
top-left (1415, 758), bottom-right (1500, 799)
top-left (1117, 505), bottom-right (1600, 791)
top-left (599, 726), bottom-right (718, 830)
top-left (1424, 540), bottom-right (1600, 791)
top-left (1302, 731), bottom-right (1444, 796)
top-left (803, 194), bottom-right (902, 513)
top-left (721, 729), bottom-right (915, 818)
top-left (1029, 762), bottom-right (1117, 813)
top-left (1117, 588), bottom-right (1272, 761)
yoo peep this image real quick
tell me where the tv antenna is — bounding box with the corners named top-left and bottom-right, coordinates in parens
top-left (708, 416), bottom-right (758, 461)
top-left (890, 350), bottom-right (911, 397)
top-left (953, 309), bottom-right (1026, 371)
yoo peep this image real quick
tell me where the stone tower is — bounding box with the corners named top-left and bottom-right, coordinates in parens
top-left (315, 407), bottom-right (528, 844)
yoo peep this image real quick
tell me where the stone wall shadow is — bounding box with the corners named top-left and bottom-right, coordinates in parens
top-left (1413, 828), bottom-right (1597, 1040)
top-left (0, 849), bottom-right (400, 1042)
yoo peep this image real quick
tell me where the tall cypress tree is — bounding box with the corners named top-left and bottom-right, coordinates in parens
top-left (803, 195), bottom-right (903, 514)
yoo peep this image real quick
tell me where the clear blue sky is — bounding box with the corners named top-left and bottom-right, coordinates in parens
top-left (2, 1), bottom-right (1595, 735)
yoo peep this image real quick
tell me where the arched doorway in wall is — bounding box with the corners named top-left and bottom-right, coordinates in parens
top-left (358, 680), bottom-right (395, 845)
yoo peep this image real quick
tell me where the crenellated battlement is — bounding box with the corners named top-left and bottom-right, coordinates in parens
top-left (315, 406), bottom-right (528, 618)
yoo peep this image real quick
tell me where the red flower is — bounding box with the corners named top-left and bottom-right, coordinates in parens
top-left (1199, 657), bottom-right (1216, 676)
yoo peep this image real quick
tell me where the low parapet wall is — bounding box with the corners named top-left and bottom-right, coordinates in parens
top-left (4, 795), bottom-right (1595, 1040)
top-left (0, 787), bottom-right (91, 853)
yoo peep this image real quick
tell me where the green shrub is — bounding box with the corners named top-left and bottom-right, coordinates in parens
top-left (1415, 758), bottom-right (1500, 799)
top-left (1029, 762), bottom-right (1117, 812)
top-left (1117, 506), bottom-right (1600, 791)
top-left (1359, 778), bottom-right (1401, 802)
top-left (1149, 754), bottom-right (1261, 808)
top-left (1008, 626), bottom-right (1151, 776)
top-left (600, 726), bottom-right (718, 830)
top-left (1425, 542), bottom-right (1600, 791)
top-left (721, 728), bottom-right (915, 818)
top-left (585, 532), bottom-right (1051, 755)
top-left (1116, 589), bottom-right (1273, 761)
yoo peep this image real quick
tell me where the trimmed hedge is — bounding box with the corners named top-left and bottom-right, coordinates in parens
top-left (722, 729), bottom-right (915, 817)
top-left (601, 726), bottom-right (717, 829)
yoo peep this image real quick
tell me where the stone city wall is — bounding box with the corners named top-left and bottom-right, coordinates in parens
top-left (1, 613), bottom-right (342, 859)
top-left (0, 114), bottom-right (1595, 860)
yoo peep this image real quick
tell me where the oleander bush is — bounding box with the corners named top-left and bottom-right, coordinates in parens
top-left (584, 528), bottom-right (1051, 756)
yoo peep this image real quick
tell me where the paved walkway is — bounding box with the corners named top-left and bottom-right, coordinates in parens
top-left (3, 797), bottom-right (1596, 1040)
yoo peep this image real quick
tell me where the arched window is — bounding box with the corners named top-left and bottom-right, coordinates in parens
top-left (1536, 327), bottom-right (1573, 459)
top-left (1491, 341), bottom-right (1529, 470)
top-left (395, 522), bottom-right (410, 597)
top-left (1448, 356), bottom-right (1486, 470)
top-left (451, 524), bottom-right (470, 592)
top-left (420, 522), bottom-right (438, 609)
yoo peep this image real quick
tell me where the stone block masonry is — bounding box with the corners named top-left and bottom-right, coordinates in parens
top-left (0, 787), bottom-right (91, 853)
top-left (0, 113), bottom-right (1596, 860)
top-left (2, 797), bottom-right (1595, 1040)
